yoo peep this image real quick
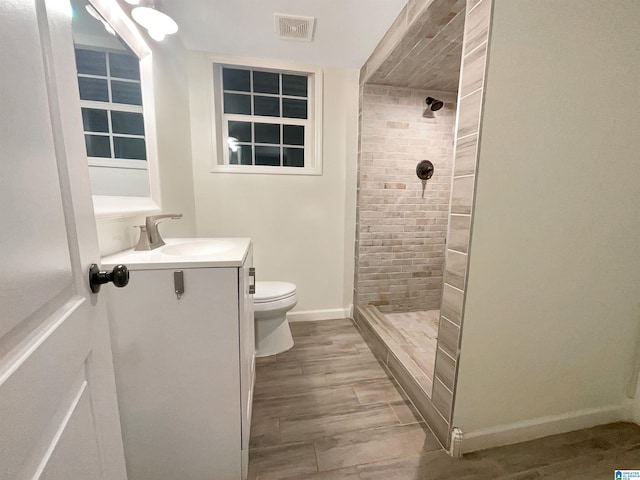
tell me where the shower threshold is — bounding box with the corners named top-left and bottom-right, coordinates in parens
top-left (354, 305), bottom-right (450, 447)
top-left (355, 306), bottom-right (437, 394)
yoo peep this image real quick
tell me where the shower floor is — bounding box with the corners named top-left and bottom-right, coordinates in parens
top-left (367, 308), bottom-right (440, 394)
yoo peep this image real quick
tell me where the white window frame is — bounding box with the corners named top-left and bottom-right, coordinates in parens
top-left (76, 46), bottom-right (148, 171)
top-left (81, 0), bottom-right (163, 219)
top-left (210, 55), bottom-right (323, 175)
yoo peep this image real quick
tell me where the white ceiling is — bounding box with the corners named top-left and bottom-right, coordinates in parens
top-left (162, 0), bottom-right (407, 68)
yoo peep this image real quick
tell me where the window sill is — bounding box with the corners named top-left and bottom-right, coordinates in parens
top-left (210, 164), bottom-right (322, 176)
top-left (93, 195), bottom-right (161, 219)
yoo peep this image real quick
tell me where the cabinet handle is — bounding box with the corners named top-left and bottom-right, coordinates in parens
top-left (249, 268), bottom-right (255, 294)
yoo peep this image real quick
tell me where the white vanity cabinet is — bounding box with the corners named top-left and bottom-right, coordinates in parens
top-left (102, 239), bottom-right (255, 480)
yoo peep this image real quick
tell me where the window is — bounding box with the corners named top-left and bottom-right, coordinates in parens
top-left (75, 47), bottom-right (148, 169)
top-left (211, 59), bottom-right (322, 175)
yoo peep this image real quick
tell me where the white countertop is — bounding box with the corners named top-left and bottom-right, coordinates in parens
top-left (101, 238), bottom-right (252, 270)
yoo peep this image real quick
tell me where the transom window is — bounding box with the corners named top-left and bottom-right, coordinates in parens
top-left (75, 47), bottom-right (148, 167)
top-left (212, 60), bottom-right (322, 175)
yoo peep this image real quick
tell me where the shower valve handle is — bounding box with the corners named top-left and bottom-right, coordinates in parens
top-left (416, 160), bottom-right (434, 181)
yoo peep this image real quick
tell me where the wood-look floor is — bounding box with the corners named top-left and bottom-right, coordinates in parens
top-left (248, 319), bottom-right (640, 479)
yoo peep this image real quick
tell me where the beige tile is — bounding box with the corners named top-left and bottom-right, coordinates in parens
top-left (529, 442), bottom-right (640, 479)
top-left (466, 0), bottom-right (485, 13)
top-left (437, 316), bottom-right (460, 359)
top-left (353, 379), bottom-right (407, 405)
top-left (314, 424), bottom-right (440, 471)
top-left (407, 0), bottom-right (430, 23)
top-left (250, 316), bottom-right (640, 479)
top-left (434, 348), bottom-right (456, 391)
top-left (367, 309), bottom-right (410, 347)
top-left (385, 352), bottom-right (449, 448)
top-left (253, 372), bottom-right (328, 399)
top-left (279, 404), bottom-right (400, 444)
top-left (451, 175), bottom-right (475, 215)
top-left (255, 355), bottom-right (277, 365)
top-left (454, 133), bottom-right (479, 177)
top-left (275, 343), bottom-right (362, 364)
top-left (444, 249), bottom-right (468, 290)
top-left (457, 88), bottom-right (483, 138)
top-left (357, 450), bottom-right (507, 480)
top-left (448, 214), bottom-right (471, 253)
top-left (432, 377), bottom-right (453, 421)
top-left (461, 41), bottom-right (487, 97)
top-left (468, 422), bottom-right (640, 475)
top-left (324, 363), bottom-right (390, 387)
top-left (301, 354), bottom-right (379, 375)
top-left (441, 283), bottom-right (464, 325)
top-left (389, 400), bottom-right (424, 425)
top-left (249, 442), bottom-right (317, 480)
top-left (289, 319), bottom-right (355, 337)
top-left (353, 309), bottom-right (390, 362)
top-left (250, 417), bottom-right (280, 449)
top-left (389, 347), bottom-right (432, 393)
top-left (464, 0), bottom-right (492, 53)
top-left (251, 386), bottom-right (361, 421)
top-left (255, 363), bottom-right (304, 381)
top-left (292, 467), bottom-right (361, 480)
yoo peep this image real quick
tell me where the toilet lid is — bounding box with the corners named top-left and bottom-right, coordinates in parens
top-left (254, 281), bottom-right (297, 303)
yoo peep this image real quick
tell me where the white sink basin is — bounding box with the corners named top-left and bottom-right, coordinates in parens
top-left (161, 240), bottom-right (235, 257)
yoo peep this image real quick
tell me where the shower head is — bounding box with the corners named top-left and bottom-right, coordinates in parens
top-left (426, 97), bottom-right (444, 111)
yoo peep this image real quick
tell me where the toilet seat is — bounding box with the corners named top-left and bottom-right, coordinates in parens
top-left (254, 281), bottom-right (296, 304)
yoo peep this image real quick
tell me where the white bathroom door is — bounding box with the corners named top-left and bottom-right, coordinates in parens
top-left (0, 1), bottom-right (128, 479)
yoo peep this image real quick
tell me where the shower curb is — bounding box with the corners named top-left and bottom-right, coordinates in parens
top-left (353, 306), bottom-right (451, 449)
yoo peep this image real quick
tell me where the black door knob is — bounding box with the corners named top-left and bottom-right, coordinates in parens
top-left (89, 264), bottom-right (130, 293)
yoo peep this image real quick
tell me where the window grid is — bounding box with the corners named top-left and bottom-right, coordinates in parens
top-left (76, 47), bottom-right (147, 165)
top-left (221, 67), bottom-right (308, 168)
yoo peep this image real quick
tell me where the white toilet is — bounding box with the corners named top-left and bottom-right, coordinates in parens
top-left (253, 281), bottom-right (297, 357)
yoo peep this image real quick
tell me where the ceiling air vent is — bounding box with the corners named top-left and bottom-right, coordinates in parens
top-left (274, 14), bottom-right (316, 42)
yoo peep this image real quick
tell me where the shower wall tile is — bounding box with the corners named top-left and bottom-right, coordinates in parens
top-left (453, 133), bottom-right (478, 177)
top-left (457, 89), bottom-right (482, 137)
top-left (356, 0), bottom-right (494, 450)
top-left (437, 317), bottom-right (460, 359)
top-left (434, 348), bottom-right (456, 390)
top-left (448, 214), bottom-right (471, 253)
top-left (466, 0), bottom-right (484, 12)
top-left (460, 41), bottom-right (487, 98)
top-left (464, 0), bottom-right (492, 53)
top-left (354, 84), bottom-right (456, 312)
top-left (432, 377), bottom-right (453, 420)
top-left (407, 0), bottom-right (431, 23)
top-left (360, 0), bottom-right (466, 91)
top-left (451, 176), bottom-right (474, 214)
top-left (441, 284), bottom-right (463, 325)
top-left (444, 249), bottom-right (467, 290)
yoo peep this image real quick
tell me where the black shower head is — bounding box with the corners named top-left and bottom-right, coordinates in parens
top-left (425, 97), bottom-right (444, 111)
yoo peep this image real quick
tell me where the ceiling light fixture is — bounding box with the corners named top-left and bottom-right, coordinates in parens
top-left (124, 0), bottom-right (140, 4)
top-left (131, 2), bottom-right (178, 41)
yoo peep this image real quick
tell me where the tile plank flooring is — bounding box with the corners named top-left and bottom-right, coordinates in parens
top-left (381, 309), bottom-right (440, 385)
top-left (248, 319), bottom-right (640, 479)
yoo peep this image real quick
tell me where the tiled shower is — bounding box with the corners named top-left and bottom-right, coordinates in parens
top-left (353, 0), bottom-right (493, 449)
top-left (355, 86), bottom-right (456, 313)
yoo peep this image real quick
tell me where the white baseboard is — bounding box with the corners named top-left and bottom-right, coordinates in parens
top-left (460, 403), bottom-right (631, 454)
top-left (287, 307), bottom-right (352, 322)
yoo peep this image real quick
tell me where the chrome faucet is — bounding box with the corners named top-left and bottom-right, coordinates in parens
top-left (134, 213), bottom-right (183, 251)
